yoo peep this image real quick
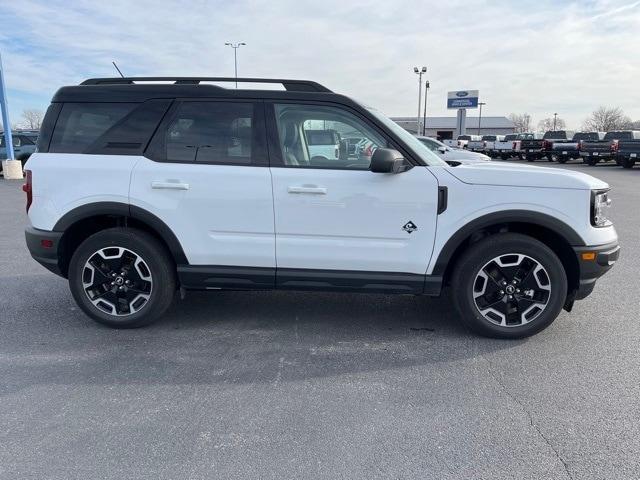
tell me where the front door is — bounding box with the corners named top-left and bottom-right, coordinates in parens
top-left (267, 102), bottom-right (439, 291)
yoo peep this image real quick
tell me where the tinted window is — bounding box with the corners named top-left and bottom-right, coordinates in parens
top-left (481, 135), bottom-right (496, 141)
top-left (604, 131), bottom-right (631, 140)
top-left (458, 135), bottom-right (471, 140)
top-left (504, 134), bottom-right (518, 141)
top-left (543, 131), bottom-right (568, 139)
top-left (156, 101), bottom-right (259, 165)
top-left (573, 132), bottom-right (599, 141)
top-left (50, 103), bottom-right (136, 153)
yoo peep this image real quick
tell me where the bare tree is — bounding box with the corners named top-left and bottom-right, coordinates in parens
top-left (537, 117), bottom-right (566, 132)
top-left (20, 109), bottom-right (44, 130)
top-left (582, 106), bottom-right (632, 132)
top-left (508, 113), bottom-right (532, 133)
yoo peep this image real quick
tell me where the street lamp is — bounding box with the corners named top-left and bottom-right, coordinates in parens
top-left (414, 66), bottom-right (426, 135)
top-left (553, 112), bottom-right (558, 131)
top-left (422, 80), bottom-right (430, 136)
top-left (478, 102), bottom-right (486, 135)
top-left (225, 42), bottom-right (246, 88)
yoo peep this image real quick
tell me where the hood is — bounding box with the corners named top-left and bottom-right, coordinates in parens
top-left (445, 162), bottom-right (609, 190)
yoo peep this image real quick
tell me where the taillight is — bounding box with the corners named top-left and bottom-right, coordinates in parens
top-left (512, 141), bottom-right (517, 149)
top-left (611, 140), bottom-right (619, 152)
top-left (22, 169), bottom-right (32, 213)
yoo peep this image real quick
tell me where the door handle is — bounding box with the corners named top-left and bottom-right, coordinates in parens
top-left (287, 185), bottom-right (327, 195)
top-left (151, 181), bottom-right (190, 190)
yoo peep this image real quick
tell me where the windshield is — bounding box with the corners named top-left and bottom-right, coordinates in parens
top-left (367, 108), bottom-right (447, 166)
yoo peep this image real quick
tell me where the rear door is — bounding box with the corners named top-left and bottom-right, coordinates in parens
top-left (130, 100), bottom-right (275, 285)
top-left (267, 102), bottom-right (439, 292)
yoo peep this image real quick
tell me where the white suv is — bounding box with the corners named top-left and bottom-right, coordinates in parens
top-left (23, 77), bottom-right (619, 338)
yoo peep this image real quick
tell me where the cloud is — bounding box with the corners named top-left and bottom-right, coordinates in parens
top-left (1, 0), bottom-right (639, 128)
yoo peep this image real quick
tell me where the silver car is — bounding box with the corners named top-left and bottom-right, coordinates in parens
top-left (416, 136), bottom-right (491, 164)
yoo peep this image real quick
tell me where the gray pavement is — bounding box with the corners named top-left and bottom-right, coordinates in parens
top-left (1, 161), bottom-right (639, 479)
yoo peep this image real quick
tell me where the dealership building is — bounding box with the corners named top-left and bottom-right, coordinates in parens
top-left (391, 116), bottom-right (515, 140)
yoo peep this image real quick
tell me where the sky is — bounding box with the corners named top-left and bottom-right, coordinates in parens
top-left (0, 0), bottom-right (639, 130)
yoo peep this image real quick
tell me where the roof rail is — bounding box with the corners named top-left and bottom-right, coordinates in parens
top-left (80, 77), bottom-right (332, 93)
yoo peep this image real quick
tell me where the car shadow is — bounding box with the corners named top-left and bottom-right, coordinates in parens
top-left (1, 273), bottom-right (530, 395)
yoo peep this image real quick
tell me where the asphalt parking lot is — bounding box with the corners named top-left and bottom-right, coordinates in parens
top-left (1, 161), bottom-right (638, 480)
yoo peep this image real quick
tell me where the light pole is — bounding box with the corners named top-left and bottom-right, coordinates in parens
top-left (478, 102), bottom-right (486, 135)
top-left (553, 112), bottom-right (558, 131)
top-left (422, 80), bottom-right (430, 136)
top-left (414, 66), bottom-right (426, 135)
top-left (225, 42), bottom-right (246, 88)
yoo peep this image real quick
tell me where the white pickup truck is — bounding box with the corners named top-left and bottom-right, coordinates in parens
top-left (467, 135), bottom-right (496, 152)
top-left (489, 134), bottom-right (519, 159)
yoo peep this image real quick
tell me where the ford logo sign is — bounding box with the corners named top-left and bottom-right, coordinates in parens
top-left (456, 91), bottom-right (469, 97)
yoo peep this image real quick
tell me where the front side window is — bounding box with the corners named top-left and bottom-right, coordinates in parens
top-left (274, 104), bottom-right (388, 169)
top-left (160, 102), bottom-right (255, 165)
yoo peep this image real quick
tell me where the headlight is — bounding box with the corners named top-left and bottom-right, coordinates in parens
top-left (591, 189), bottom-right (612, 227)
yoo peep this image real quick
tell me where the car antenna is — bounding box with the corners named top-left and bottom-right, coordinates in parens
top-left (112, 61), bottom-right (125, 78)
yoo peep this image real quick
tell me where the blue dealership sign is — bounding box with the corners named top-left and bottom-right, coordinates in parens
top-left (447, 90), bottom-right (479, 109)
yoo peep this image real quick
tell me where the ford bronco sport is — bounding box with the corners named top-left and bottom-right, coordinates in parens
top-left (24, 77), bottom-right (619, 338)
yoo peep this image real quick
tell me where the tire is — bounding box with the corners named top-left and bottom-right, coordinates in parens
top-left (451, 233), bottom-right (567, 339)
top-left (586, 157), bottom-right (598, 166)
top-left (557, 156), bottom-right (567, 164)
top-left (68, 228), bottom-right (176, 328)
top-left (621, 158), bottom-right (635, 169)
top-left (526, 155), bottom-right (534, 162)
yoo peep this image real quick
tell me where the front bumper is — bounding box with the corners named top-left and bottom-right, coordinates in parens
top-left (25, 226), bottom-right (65, 277)
top-left (572, 241), bottom-right (620, 300)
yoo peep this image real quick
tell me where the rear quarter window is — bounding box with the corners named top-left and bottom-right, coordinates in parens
top-left (49, 103), bottom-right (137, 153)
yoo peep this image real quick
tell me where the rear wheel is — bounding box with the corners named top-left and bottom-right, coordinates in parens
top-left (586, 157), bottom-right (598, 166)
top-left (451, 233), bottom-right (567, 339)
top-left (68, 228), bottom-right (176, 328)
top-left (621, 158), bottom-right (635, 169)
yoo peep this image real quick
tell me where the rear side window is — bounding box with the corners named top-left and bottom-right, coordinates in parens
top-left (50, 103), bottom-right (136, 153)
top-left (147, 101), bottom-right (266, 166)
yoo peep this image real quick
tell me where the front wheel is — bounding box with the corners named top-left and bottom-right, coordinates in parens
top-left (451, 233), bottom-right (567, 339)
top-left (68, 228), bottom-right (176, 328)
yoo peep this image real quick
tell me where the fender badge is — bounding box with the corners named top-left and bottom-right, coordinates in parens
top-left (402, 221), bottom-right (417, 234)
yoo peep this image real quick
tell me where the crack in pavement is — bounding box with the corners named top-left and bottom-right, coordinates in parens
top-left (482, 356), bottom-right (574, 480)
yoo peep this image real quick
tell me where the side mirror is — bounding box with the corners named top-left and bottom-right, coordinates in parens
top-left (438, 146), bottom-right (447, 154)
top-left (369, 148), bottom-right (411, 174)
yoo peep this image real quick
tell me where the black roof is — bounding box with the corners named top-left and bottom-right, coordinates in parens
top-left (52, 77), bottom-right (353, 104)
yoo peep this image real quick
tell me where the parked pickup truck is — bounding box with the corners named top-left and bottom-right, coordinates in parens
top-left (579, 131), bottom-right (633, 166)
top-left (615, 131), bottom-right (640, 169)
top-left (467, 135), bottom-right (491, 152)
top-left (520, 131), bottom-right (574, 162)
top-left (443, 134), bottom-right (480, 149)
top-left (518, 133), bottom-right (545, 161)
top-left (490, 134), bottom-right (519, 159)
top-left (550, 132), bottom-right (605, 163)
